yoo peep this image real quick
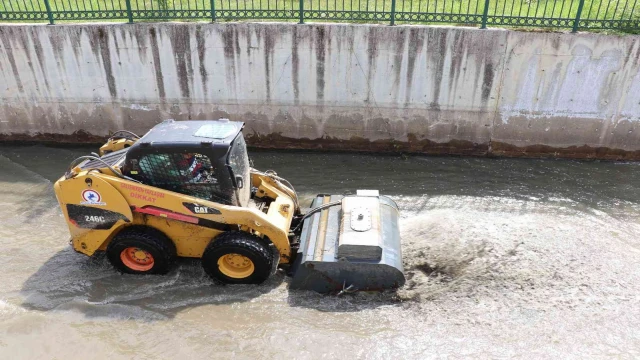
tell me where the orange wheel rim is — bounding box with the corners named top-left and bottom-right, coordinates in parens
top-left (120, 247), bottom-right (155, 271)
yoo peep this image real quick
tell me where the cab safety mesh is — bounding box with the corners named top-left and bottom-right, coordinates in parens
top-left (133, 152), bottom-right (229, 204)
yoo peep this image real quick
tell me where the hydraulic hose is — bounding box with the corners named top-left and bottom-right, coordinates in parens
top-left (252, 168), bottom-right (301, 212)
top-left (66, 155), bottom-right (139, 183)
top-left (290, 200), bottom-right (342, 233)
top-left (109, 130), bottom-right (140, 140)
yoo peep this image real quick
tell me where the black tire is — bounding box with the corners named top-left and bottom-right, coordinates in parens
top-left (106, 227), bottom-right (177, 275)
top-left (202, 232), bottom-right (274, 284)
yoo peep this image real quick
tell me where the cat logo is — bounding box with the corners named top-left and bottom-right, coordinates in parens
top-left (183, 202), bottom-right (222, 215)
top-left (194, 206), bottom-right (208, 214)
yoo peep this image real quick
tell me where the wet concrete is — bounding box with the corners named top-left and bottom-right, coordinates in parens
top-left (1, 23), bottom-right (640, 159)
top-left (1, 145), bottom-right (640, 358)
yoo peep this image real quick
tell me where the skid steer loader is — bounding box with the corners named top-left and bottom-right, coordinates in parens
top-left (54, 119), bottom-right (404, 293)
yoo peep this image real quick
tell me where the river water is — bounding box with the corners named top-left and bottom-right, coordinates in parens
top-left (1, 145), bottom-right (640, 359)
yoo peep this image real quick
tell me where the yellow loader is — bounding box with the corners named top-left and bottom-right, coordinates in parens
top-left (54, 119), bottom-right (404, 292)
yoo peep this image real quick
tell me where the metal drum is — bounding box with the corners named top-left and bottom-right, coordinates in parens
top-left (290, 190), bottom-right (405, 293)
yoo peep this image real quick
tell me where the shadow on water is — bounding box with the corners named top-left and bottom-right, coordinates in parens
top-left (20, 249), bottom-right (282, 321)
top-left (249, 150), bottom-right (640, 210)
top-left (285, 289), bottom-right (401, 313)
top-left (21, 249), bottom-right (398, 319)
top-left (5, 144), bottom-right (640, 210)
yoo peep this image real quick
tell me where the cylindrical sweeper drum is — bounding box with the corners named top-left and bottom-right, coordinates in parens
top-left (290, 190), bottom-right (405, 293)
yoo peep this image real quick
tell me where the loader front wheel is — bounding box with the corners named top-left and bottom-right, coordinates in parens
top-left (106, 228), bottom-right (176, 275)
top-left (202, 232), bottom-right (273, 284)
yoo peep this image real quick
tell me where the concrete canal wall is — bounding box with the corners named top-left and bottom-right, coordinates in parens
top-left (1, 22), bottom-right (639, 159)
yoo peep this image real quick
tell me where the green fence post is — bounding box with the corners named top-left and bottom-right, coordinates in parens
top-left (299, 0), bottom-right (304, 24)
top-left (390, 0), bottom-right (397, 25)
top-left (43, 0), bottom-right (54, 24)
top-left (572, 0), bottom-right (586, 33)
top-left (211, 0), bottom-right (216, 21)
top-left (125, 0), bottom-right (134, 23)
top-left (480, 0), bottom-right (490, 28)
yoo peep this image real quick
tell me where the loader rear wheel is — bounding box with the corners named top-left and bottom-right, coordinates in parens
top-left (107, 228), bottom-right (176, 275)
top-left (202, 232), bottom-right (273, 284)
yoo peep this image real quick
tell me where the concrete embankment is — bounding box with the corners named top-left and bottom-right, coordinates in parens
top-left (0, 22), bottom-right (639, 159)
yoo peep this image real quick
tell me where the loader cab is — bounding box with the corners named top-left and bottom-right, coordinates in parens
top-left (122, 119), bottom-right (251, 207)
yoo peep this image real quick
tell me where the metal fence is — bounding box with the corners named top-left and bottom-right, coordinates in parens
top-left (1, 0), bottom-right (638, 31)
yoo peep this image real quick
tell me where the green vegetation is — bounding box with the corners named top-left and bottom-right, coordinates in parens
top-left (0, 0), bottom-right (638, 30)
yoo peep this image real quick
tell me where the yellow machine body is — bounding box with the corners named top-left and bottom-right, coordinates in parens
top-left (54, 169), bottom-right (295, 263)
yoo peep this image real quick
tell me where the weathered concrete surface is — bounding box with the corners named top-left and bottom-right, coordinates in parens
top-left (0, 23), bottom-right (639, 159)
top-left (494, 31), bottom-right (640, 159)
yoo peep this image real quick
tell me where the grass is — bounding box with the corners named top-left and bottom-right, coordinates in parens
top-left (0, 0), bottom-right (638, 31)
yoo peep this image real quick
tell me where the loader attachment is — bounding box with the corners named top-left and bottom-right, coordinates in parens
top-left (290, 190), bottom-right (405, 293)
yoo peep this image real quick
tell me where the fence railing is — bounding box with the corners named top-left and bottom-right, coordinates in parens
top-left (1, 0), bottom-right (638, 31)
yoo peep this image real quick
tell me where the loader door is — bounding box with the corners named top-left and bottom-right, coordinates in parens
top-left (227, 134), bottom-right (250, 207)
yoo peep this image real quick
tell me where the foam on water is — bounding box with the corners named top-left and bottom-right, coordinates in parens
top-left (396, 195), bottom-right (640, 311)
top-left (0, 299), bottom-right (25, 317)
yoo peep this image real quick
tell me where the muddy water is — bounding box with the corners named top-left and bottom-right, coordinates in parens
top-left (1, 145), bottom-right (640, 359)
